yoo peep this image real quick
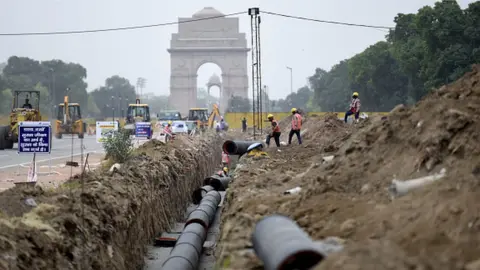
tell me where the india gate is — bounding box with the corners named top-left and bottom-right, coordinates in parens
top-left (167, 7), bottom-right (250, 115)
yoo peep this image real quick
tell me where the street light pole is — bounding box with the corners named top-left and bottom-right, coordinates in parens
top-left (287, 67), bottom-right (293, 94)
top-left (111, 96), bottom-right (115, 121)
top-left (286, 66), bottom-right (293, 94)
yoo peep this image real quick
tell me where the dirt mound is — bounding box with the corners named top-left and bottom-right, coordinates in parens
top-left (216, 65), bottom-right (480, 270)
top-left (0, 136), bottom-right (222, 270)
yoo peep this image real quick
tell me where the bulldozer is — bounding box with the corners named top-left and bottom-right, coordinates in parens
top-left (55, 96), bottom-right (86, 139)
top-left (123, 98), bottom-right (151, 138)
top-left (0, 90), bottom-right (42, 150)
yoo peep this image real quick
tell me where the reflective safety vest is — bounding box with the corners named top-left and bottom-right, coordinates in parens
top-left (272, 120), bottom-right (280, 133)
top-left (350, 98), bottom-right (361, 113)
top-left (291, 113), bottom-right (302, 130)
top-left (163, 126), bottom-right (172, 135)
top-left (222, 152), bottom-right (230, 164)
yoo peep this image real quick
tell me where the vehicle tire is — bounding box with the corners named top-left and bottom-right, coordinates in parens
top-left (78, 133), bottom-right (84, 139)
top-left (3, 126), bottom-right (13, 149)
top-left (0, 126), bottom-right (6, 150)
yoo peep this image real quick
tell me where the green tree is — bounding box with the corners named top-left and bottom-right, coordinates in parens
top-left (227, 96), bottom-right (251, 112)
top-left (33, 83), bottom-right (50, 114)
top-left (87, 93), bottom-right (100, 116)
top-left (308, 0), bottom-right (480, 112)
top-left (348, 41), bottom-right (409, 111)
top-left (90, 75), bottom-right (136, 117)
top-left (0, 89), bottom-right (13, 114)
top-left (1, 56), bottom-right (89, 115)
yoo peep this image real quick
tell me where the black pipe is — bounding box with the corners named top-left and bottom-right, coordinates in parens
top-left (185, 190), bottom-right (221, 229)
top-left (161, 223), bottom-right (206, 270)
top-left (192, 185), bottom-right (215, 204)
top-left (252, 214), bottom-right (325, 270)
top-left (203, 175), bottom-right (232, 191)
top-left (222, 140), bottom-right (262, 155)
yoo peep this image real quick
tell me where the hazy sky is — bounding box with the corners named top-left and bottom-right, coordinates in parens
top-left (0, 0), bottom-right (475, 100)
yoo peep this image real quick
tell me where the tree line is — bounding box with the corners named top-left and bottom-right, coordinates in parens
top-left (0, 56), bottom-right (141, 118)
top-left (309, 0), bottom-right (480, 112)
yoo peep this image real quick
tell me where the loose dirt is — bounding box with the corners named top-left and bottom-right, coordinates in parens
top-left (0, 133), bottom-right (222, 270)
top-left (216, 65), bottom-right (480, 270)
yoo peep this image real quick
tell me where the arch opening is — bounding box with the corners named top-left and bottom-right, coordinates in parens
top-left (197, 63), bottom-right (222, 109)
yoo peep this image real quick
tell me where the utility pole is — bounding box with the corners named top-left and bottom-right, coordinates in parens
top-left (48, 68), bottom-right (55, 120)
top-left (136, 77), bottom-right (146, 100)
top-left (286, 66), bottom-right (293, 94)
top-left (249, 7), bottom-right (262, 138)
top-left (263, 85), bottom-right (269, 113)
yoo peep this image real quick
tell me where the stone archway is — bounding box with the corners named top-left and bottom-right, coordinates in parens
top-left (167, 7), bottom-right (250, 115)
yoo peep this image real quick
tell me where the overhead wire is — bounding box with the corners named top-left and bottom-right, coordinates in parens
top-left (261, 11), bottom-right (394, 30)
top-left (0, 11), bottom-right (246, 36)
top-left (0, 10), bottom-right (395, 36)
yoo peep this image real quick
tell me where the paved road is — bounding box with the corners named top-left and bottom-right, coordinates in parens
top-left (0, 135), bottom-right (102, 170)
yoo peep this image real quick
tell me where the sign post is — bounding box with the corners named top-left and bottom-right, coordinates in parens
top-left (18, 121), bottom-right (51, 181)
top-left (96, 121), bottom-right (119, 143)
top-left (18, 121), bottom-right (51, 154)
top-left (135, 122), bottom-right (152, 139)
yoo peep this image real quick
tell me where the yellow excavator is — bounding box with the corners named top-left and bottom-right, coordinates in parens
top-left (55, 96), bottom-right (86, 139)
top-left (0, 90), bottom-right (42, 150)
top-left (187, 104), bottom-right (222, 130)
top-left (124, 98), bottom-right (151, 137)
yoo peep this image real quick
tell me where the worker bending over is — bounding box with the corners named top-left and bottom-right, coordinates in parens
top-left (345, 92), bottom-right (361, 123)
top-left (288, 108), bottom-right (302, 145)
top-left (163, 121), bottom-right (173, 141)
top-left (266, 114), bottom-right (281, 147)
top-left (216, 167), bottom-right (229, 177)
top-left (222, 151), bottom-right (230, 167)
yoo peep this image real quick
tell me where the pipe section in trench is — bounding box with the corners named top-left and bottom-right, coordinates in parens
top-left (203, 175), bottom-right (232, 191)
top-left (162, 188), bottom-right (222, 270)
top-left (222, 140), bottom-right (261, 156)
top-left (252, 214), bottom-right (325, 270)
top-left (192, 185), bottom-right (215, 204)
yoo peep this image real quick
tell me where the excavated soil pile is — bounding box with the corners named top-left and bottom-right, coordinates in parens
top-left (216, 65), bottom-right (480, 270)
top-left (0, 134), bottom-right (222, 270)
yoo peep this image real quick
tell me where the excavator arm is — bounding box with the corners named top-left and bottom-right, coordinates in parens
top-left (63, 96), bottom-right (69, 124)
top-left (208, 104), bottom-right (221, 128)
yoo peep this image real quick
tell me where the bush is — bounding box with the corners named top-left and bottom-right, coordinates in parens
top-left (102, 129), bottom-right (133, 163)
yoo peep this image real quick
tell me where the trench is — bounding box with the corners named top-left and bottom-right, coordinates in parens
top-left (0, 135), bottom-right (223, 270)
top-left (143, 191), bottom-right (226, 269)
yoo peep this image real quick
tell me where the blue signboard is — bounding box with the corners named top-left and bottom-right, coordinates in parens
top-left (135, 122), bottom-right (151, 138)
top-left (18, 121), bottom-right (51, 154)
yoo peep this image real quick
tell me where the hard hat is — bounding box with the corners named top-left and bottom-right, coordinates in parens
top-left (167, 121), bottom-right (172, 125)
top-left (353, 92), bottom-right (359, 97)
top-left (291, 108), bottom-right (297, 113)
top-left (223, 167), bottom-right (229, 172)
top-left (267, 114), bottom-right (274, 119)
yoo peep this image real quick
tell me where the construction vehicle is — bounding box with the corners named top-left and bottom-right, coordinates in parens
top-left (187, 104), bottom-right (222, 131)
top-left (55, 96), bottom-right (86, 139)
top-left (124, 98), bottom-right (151, 138)
top-left (157, 110), bottom-right (182, 121)
top-left (0, 90), bottom-right (42, 150)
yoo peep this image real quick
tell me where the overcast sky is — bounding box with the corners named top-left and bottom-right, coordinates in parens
top-left (0, 0), bottom-right (475, 100)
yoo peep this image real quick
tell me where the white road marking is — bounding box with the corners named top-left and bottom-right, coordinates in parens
top-left (0, 151), bottom-right (101, 170)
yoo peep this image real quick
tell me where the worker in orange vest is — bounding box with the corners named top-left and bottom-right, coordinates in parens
top-left (266, 114), bottom-right (281, 147)
top-left (163, 121), bottom-right (173, 141)
top-left (221, 151), bottom-right (230, 167)
top-left (345, 92), bottom-right (361, 123)
top-left (288, 108), bottom-right (302, 145)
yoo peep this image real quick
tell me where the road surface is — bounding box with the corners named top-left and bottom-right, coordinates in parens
top-left (0, 135), bottom-right (102, 170)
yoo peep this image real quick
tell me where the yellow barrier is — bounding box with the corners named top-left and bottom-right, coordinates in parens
top-left (224, 112), bottom-right (390, 129)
